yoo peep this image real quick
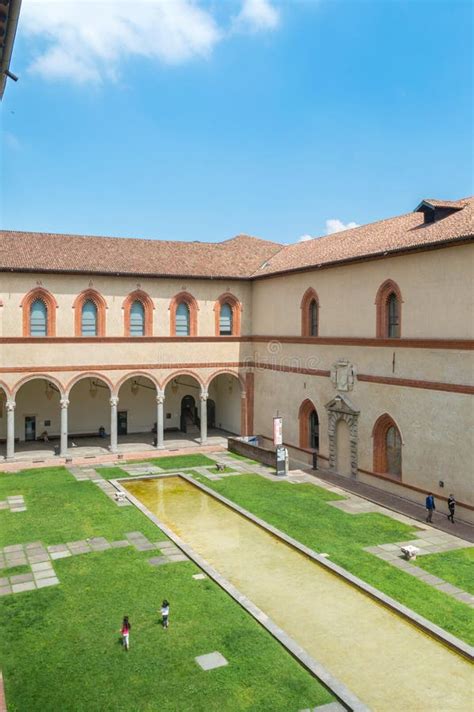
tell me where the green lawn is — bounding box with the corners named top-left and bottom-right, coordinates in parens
top-left (127, 454), bottom-right (217, 469)
top-left (416, 548), bottom-right (474, 595)
top-left (192, 474), bottom-right (474, 646)
top-left (0, 466), bottom-right (332, 712)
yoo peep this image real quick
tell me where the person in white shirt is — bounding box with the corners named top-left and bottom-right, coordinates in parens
top-left (160, 599), bottom-right (170, 629)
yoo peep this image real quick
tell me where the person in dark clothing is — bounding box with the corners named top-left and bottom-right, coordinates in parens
top-left (447, 494), bottom-right (456, 523)
top-left (425, 493), bottom-right (435, 523)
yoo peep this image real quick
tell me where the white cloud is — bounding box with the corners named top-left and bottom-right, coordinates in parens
top-left (234, 0), bottom-right (280, 32)
top-left (20, 0), bottom-right (282, 84)
top-left (21, 0), bottom-right (222, 84)
top-left (325, 219), bottom-right (360, 235)
top-left (298, 233), bottom-right (313, 242)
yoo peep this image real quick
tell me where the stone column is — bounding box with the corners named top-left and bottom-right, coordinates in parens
top-left (60, 397), bottom-right (69, 457)
top-left (156, 391), bottom-right (165, 449)
top-left (6, 399), bottom-right (15, 460)
top-left (109, 396), bottom-right (119, 453)
top-left (200, 389), bottom-right (208, 445)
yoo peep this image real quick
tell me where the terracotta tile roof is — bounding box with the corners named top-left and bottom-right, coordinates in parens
top-left (0, 232), bottom-right (283, 279)
top-left (252, 196), bottom-right (474, 277)
top-left (0, 197), bottom-right (472, 280)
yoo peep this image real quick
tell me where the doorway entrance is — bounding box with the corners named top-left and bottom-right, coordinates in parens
top-left (25, 416), bottom-right (36, 442)
top-left (180, 395), bottom-right (198, 433)
top-left (117, 411), bottom-right (128, 436)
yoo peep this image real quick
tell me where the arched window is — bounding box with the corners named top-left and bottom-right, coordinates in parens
top-left (375, 280), bottom-right (402, 338)
top-left (309, 409), bottom-right (319, 450)
top-left (373, 413), bottom-right (402, 478)
top-left (220, 303), bottom-right (233, 335)
top-left (176, 302), bottom-right (190, 336)
top-left (299, 399), bottom-right (319, 450)
top-left (81, 300), bottom-right (98, 336)
top-left (130, 300), bottom-right (145, 336)
top-left (309, 299), bottom-right (318, 337)
top-left (300, 288), bottom-right (320, 337)
top-left (169, 292), bottom-right (198, 336)
top-left (21, 287), bottom-right (57, 337)
top-left (387, 293), bottom-right (400, 338)
top-left (73, 289), bottom-right (107, 337)
top-left (30, 299), bottom-right (47, 336)
top-left (214, 293), bottom-right (242, 336)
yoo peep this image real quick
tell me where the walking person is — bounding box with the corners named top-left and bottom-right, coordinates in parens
top-left (121, 616), bottom-right (131, 651)
top-left (160, 600), bottom-right (170, 629)
top-left (425, 492), bottom-right (436, 523)
top-left (447, 494), bottom-right (456, 523)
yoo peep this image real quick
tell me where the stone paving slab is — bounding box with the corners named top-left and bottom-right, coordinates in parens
top-left (34, 568), bottom-right (57, 581)
top-left (195, 651), bottom-right (228, 671)
top-left (51, 551), bottom-right (71, 560)
top-left (12, 581), bottom-right (36, 593)
top-left (192, 573), bottom-right (207, 580)
top-left (110, 540), bottom-right (130, 549)
top-left (10, 573), bottom-right (34, 584)
top-left (0, 585), bottom-right (12, 596)
top-left (148, 556), bottom-right (169, 567)
top-left (36, 577), bottom-right (59, 588)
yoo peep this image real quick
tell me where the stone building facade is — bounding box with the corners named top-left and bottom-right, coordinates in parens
top-left (0, 197), bottom-right (473, 522)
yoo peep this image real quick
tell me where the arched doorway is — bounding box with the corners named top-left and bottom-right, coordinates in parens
top-left (207, 372), bottom-right (243, 435)
top-left (67, 376), bottom-right (112, 453)
top-left (116, 375), bottom-right (158, 451)
top-left (180, 394), bottom-right (199, 434)
top-left (298, 399), bottom-right (319, 450)
top-left (373, 413), bottom-right (402, 478)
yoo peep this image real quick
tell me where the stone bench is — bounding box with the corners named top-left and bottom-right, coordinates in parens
top-left (401, 545), bottom-right (419, 561)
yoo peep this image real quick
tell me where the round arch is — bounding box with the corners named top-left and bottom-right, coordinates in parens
top-left (213, 293), bottom-right (242, 336)
top-left (300, 288), bottom-right (320, 337)
top-left (205, 369), bottom-right (245, 391)
top-left (298, 398), bottom-right (319, 449)
top-left (65, 372), bottom-right (114, 396)
top-left (114, 371), bottom-right (160, 396)
top-left (375, 279), bottom-right (403, 338)
top-left (169, 292), bottom-right (199, 336)
top-left (162, 370), bottom-right (204, 390)
top-left (12, 373), bottom-right (66, 398)
top-left (0, 380), bottom-right (12, 399)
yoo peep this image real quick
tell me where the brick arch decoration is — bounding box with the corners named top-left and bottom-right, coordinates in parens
top-left (300, 287), bottom-right (319, 337)
top-left (122, 290), bottom-right (154, 337)
top-left (206, 369), bottom-right (247, 436)
top-left (0, 380), bottom-right (12, 399)
top-left (65, 372), bottom-right (114, 396)
top-left (114, 371), bottom-right (161, 397)
top-left (205, 369), bottom-right (246, 391)
top-left (21, 287), bottom-right (58, 337)
top-left (213, 293), bottom-right (242, 336)
top-left (372, 412), bottom-right (403, 477)
top-left (298, 398), bottom-right (318, 450)
top-left (375, 279), bottom-right (402, 338)
top-left (12, 373), bottom-right (66, 398)
top-left (162, 369), bottom-right (205, 390)
top-left (169, 292), bottom-right (199, 336)
top-left (73, 289), bottom-right (108, 337)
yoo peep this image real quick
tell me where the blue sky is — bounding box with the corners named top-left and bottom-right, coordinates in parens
top-left (1, 0), bottom-right (472, 244)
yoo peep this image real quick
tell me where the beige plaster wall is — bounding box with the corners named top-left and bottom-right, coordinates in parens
top-left (251, 244), bottom-right (474, 339)
top-left (252, 368), bottom-right (474, 508)
top-left (0, 272), bottom-right (252, 338)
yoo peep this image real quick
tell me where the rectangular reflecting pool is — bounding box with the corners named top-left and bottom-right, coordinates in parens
top-left (124, 476), bottom-right (473, 712)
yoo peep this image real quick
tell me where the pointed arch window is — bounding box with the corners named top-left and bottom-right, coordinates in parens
top-left (30, 299), bottom-right (47, 336)
top-left (130, 300), bottom-right (145, 336)
top-left (21, 287), bottom-right (57, 337)
top-left (214, 293), bottom-right (242, 336)
top-left (81, 300), bottom-right (98, 336)
top-left (373, 413), bottom-right (402, 478)
top-left (301, 288), bottom-right (320, 337)
top-left (375, 280), bottom-right (402, 338)
top-left (176, 302), bottom-right (190, 336)
top-left (220, 303), bottom-right (233, 335)
top-left (170, 292), bottom-right (198, 336)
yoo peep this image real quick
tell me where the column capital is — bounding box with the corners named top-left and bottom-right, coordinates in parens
top-left (6, 399), bottom-right (15, 412)
top-left (60, 397), bottom-right (70, 409)
top-left (200, 390), bottom-right (209, 402)
top-left (156, 393), bottom-right (165, 405)
top-left (240, 390), bottom-right (247, 400)
top-left (109, 396), bottom-right (119, 407)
